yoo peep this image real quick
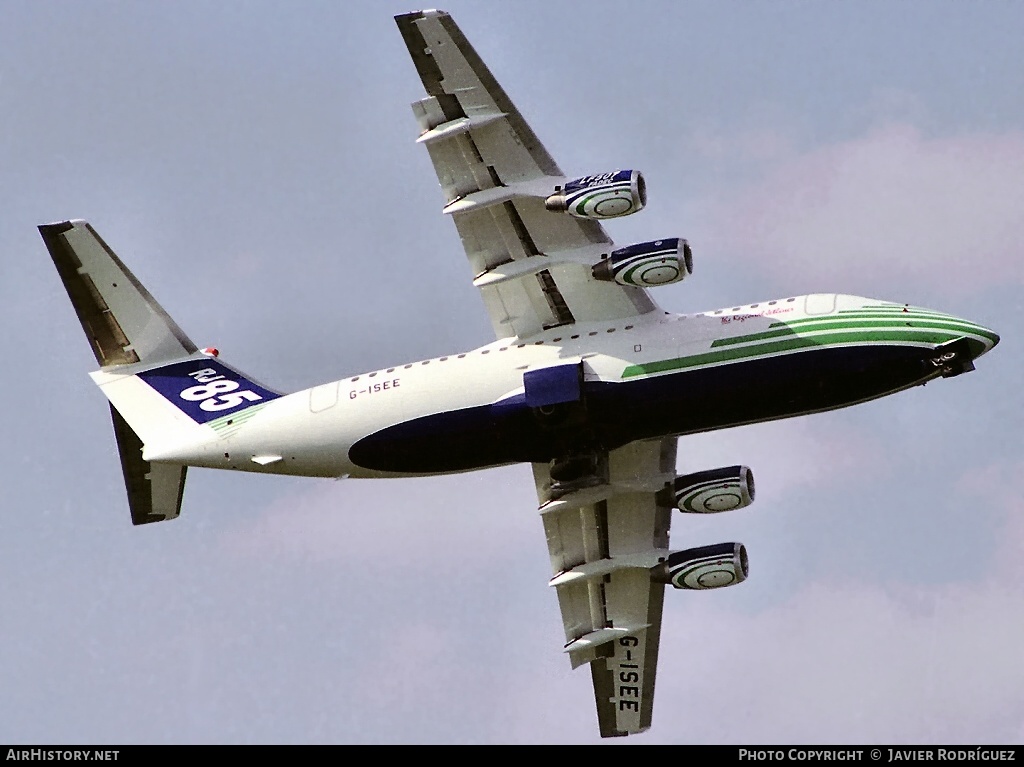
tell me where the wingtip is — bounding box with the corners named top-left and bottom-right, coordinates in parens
top-left (38, 218), bottom-right (88, 233)
top-left (395, 9), bottom-right (448, 23)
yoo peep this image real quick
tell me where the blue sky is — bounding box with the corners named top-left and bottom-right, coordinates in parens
top-left (2, 0), bottom-right (1022, 744)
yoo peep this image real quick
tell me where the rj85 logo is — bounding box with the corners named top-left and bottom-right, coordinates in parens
top-left (181, 368), bottom-right (263, 412)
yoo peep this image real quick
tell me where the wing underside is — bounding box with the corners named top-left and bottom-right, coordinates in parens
top-left (396, 11), bottom-right (658, 340)
top-left (397, 10), bottom-right (675, 736)
top-left (534, 438), bottom-right (677, 737)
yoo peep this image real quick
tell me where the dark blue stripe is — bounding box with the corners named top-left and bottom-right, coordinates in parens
top-left (349, 343), bottom-right (939, 473)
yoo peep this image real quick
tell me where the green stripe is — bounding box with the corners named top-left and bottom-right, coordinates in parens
top-left (622, 261), bottom-right (679, 284)
top-left (715, 318), bottom-right (997, 348)
top-left (622, 330), bottom-right (961, 379)
top-left (786, 311), bottom-right (969, 325)
top-left (208, 403), bottom-right (267, 433)
top-left (837, 309), bottom-right (961, 320)
top-left (801, 314), bottom-right (995, 341)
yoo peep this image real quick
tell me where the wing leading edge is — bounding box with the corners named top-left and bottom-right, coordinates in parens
top-left (397, 10), bottom-right (674, 737)
top-left (534, 438), bottom-right (677, 737)
top-left (396, 10), bottom-right (659, 340)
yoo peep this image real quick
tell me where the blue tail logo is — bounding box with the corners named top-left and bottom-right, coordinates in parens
top-left (138, 359), bottom-right (282, 424)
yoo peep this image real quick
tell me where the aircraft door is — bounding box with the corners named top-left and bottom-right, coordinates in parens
top-left (309, 381), bottom-right (339, 413)
top-left (804, 293), bottom-right (837, 315)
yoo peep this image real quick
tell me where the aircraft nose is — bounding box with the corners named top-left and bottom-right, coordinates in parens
top-left (961, 316), bottom-right (999, 359)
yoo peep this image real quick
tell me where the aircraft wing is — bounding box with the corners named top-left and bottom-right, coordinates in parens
top-left (534, 438), bottom-right (677, 737)
top-left (396, 11), bottom-right (659, 340)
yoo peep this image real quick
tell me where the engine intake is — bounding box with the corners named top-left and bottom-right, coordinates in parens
top-left (593, 238), bottom-right (693, 287)
top-left (545, 170), bottom-right (646, 219)
top-left (674, 465), bottom-right (754, 513)
top-left (652, 542), bottom-right (749, 590)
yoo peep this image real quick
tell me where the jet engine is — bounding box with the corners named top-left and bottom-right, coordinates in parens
top-left (544, 170), bottom-right (646, 219)
top-left (652, 542), bottom-right (749, 590)
top-left (592, 238), bottom-right (693, 287)
top-left (674, 465), bottom-right (754, 513)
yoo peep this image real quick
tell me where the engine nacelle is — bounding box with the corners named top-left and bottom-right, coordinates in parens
top-left (674, 465), bottom-right (754, 513)
top-left (544, 170), bottom-right (646, 219)
top-left (652, 542), bottom-right (749, 590)
top-left (592, 238), bottom-right (693, 287)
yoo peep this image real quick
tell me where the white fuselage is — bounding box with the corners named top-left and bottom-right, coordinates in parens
top-left (143, 294), bottom-right (998, 479)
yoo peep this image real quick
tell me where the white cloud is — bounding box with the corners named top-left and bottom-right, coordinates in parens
top-left (646, 457), bottom-right (1024, 744)
top-left (219, 466), bottom-right (541, 571)
top-left (703, 125), bottom-right (1024, 297)
top-left (206, 425), bottom-right (1024, 744)
top-left (957, 461), bottom-right (1024, 581)
top-left (652, 575), bottom-right (1024, 744)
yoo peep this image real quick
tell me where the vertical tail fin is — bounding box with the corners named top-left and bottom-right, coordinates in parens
top-left (39, 220), bottom-right (197, 524)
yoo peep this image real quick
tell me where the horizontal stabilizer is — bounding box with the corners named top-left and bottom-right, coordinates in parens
top-left (110, 406), bottom-right (186, 525)
top-left (40, 219), bottom-right (199, 525)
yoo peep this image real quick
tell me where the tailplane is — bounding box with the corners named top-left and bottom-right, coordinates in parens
top-left (39, 220), bottom-right (275, 524)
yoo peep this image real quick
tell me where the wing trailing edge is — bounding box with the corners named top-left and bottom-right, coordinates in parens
top-left (534, 438), bottom-right (677, 737)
